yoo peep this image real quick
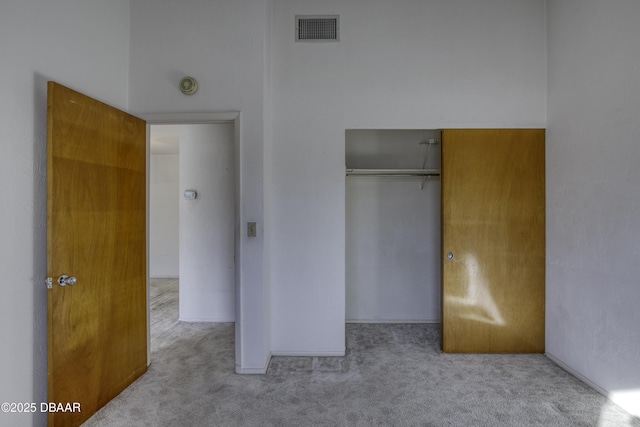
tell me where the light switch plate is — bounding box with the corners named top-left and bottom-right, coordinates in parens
top-left (248, 222), bottom-right (257, 237)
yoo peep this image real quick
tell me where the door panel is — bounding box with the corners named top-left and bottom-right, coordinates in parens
top-left (47, 82), bottom-right (147, 426)
top-left (441, 129), bottom-right (545, 353)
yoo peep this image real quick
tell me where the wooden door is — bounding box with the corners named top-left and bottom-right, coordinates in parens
top-left (441, 129), bottom-right (545, 353)
top-left (47, 82), bottom-right (147, 426)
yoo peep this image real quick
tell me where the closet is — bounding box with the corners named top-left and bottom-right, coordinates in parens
top-left (346, 128), bottom-right (545, 353)
top-left (345, 129), bottom-right (442, 323)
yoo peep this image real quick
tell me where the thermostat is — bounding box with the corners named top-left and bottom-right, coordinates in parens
top-left (184, 190), bottom-right (197, 200)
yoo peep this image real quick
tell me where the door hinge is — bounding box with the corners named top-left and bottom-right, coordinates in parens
top-left (46, 277), bottom-right (53, 289)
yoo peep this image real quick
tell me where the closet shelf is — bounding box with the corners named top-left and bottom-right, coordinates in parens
top-left (346, 168), bottom-right (440, 177)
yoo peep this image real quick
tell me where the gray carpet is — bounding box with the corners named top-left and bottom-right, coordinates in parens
top-left (83, 279), bottom-right (640, 427)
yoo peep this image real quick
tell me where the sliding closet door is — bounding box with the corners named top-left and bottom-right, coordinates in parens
top-left (441, 129), bottom-right (545, 353)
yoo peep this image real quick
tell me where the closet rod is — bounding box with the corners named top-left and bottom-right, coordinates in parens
top-left (346, 168), bottom-right (440, 177)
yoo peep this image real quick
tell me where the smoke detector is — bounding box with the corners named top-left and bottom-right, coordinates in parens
top-left (179, 76), bottom-right (198, 95)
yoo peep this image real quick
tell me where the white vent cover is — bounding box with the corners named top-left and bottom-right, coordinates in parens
top-left (296, 15), bottom-right (339, 42)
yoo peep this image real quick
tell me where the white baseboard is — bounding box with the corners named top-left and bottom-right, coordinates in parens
top-left (546, 352), bottom-right (640, 418)
top-left (149, 276), bottom-right (179, 279)
top-left (545, 352), bottom-right (609, 396)
top-left (236, 352), bottom-right (272, 375)
top-left (178, 318), bottom-right (235, 323)
top-left (235, 364), bottom-right (268, 374)
top-left (270, 350), bottom-right (345, 357)
top-left (346, 319), bottom-right (440, 324)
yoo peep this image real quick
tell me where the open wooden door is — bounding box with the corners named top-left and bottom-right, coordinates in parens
top-left (47, 82), bottom-right (147, 426)
top-left (441, 129), bottom-right (545, 353)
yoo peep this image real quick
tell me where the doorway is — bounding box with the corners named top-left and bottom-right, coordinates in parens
top-left (146, 115), bottom-right (239, 364)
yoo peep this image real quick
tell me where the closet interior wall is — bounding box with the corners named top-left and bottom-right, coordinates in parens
top-left (345, 129), bottom-right (441, 323)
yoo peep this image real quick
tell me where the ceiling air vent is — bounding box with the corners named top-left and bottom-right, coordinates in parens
top-left (296, 15), bottom-right (339, 42)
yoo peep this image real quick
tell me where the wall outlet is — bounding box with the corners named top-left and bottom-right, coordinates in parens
top-left (247, 222), bottom-right (257, 237)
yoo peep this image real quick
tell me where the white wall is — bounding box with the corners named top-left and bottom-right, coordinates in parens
top-left (346, 130), bottom-right (441, 323)
top-left (179, 124), bottom-right (235, 322)
top-left (269, 0), bottom-right (547, 355)
top-left (129, 0), bottom-right (269, 372)
top-left (150, 153), bottom-right (179, 277)
top-left (0, 1), bottom-right (130, 426)
top-left (546, 0), bottom-right (640, 417)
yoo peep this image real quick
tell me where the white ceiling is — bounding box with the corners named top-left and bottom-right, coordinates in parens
top-left (150, 124), bottom-right (181, 154)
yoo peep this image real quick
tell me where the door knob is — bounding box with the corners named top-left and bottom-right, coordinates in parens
top-left (446, 252), bottom-right (454, 260)
top-left (58, 275), bottom-right (77, 286)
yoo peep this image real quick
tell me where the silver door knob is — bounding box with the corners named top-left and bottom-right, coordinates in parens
top-left (58, 275), bottom-right (77, 286)
top-left (446, 252), bottom-right (454, 260)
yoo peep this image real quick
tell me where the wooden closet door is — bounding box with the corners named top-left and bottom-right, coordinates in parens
top-left (441, 129), bottom-right (545, 353)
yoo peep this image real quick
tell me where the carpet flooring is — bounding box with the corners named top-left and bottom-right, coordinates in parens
top-left (82, 279), bottom-right (640, 427)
